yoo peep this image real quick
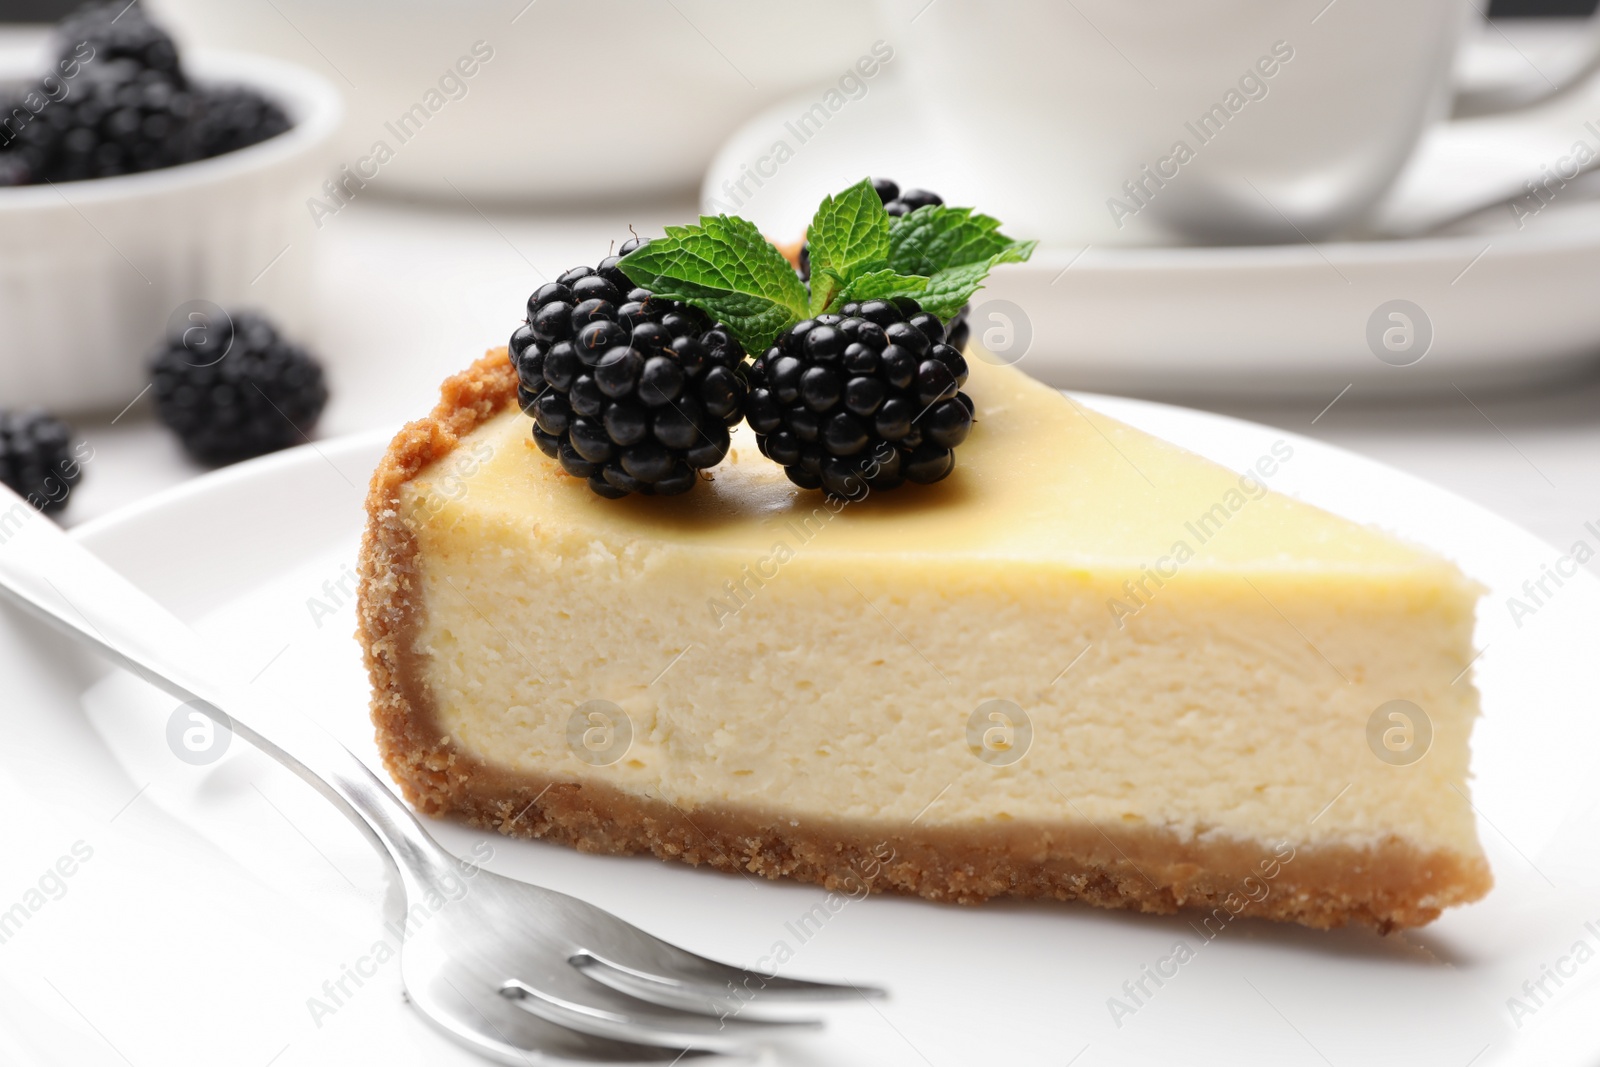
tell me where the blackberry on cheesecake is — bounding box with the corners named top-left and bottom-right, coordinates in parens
top-left (510, 241), bottom-right (749, 498)
top-left (745, 297), bottom-right (972, 497)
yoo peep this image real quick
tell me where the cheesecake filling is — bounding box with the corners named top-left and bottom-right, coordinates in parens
top-left (410, 467), bottom-right (1478, 846)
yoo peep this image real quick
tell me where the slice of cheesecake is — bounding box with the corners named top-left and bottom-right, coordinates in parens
top-left (357, 350), bottom-right (1490, 930)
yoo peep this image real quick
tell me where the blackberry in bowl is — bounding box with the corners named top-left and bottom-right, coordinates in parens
top-left (192, 84), bottom-right (293, 158)
top-left (510, 241), bottom-right (750, 499)
top-left (54, 0), bottom-right (185, 84)
top-left (2, 2), bottom-right (295, 185)
top-left (5, 59), bottom-right (205, 183)
top-left (745, 297), bottom-right (972, 498)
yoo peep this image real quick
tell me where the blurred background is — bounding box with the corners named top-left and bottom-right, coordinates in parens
top-left (1, 0), bottom-right (1596, 578)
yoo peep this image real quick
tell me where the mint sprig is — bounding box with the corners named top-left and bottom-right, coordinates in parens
top-left (834, 268), bottom-right (928, 305)
top-left (805, 178), bottom-right (929, 312)
top-left (913, 254), bottom-right (1012, 319)
top-left (618, 178), bottom-right (1034, 354)
top-left (887, 204), bottom-right (1037, 318)
top-left (618, 215), bottom-right (808, 353)
top-left (886, 205), bottom-right (1037, 279)
top-left (807, 179), bottom-right (892, 285)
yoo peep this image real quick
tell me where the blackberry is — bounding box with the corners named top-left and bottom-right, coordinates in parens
top-left (509, 240), bottom-right (750, 499)
top-left (54, 2), bottom-right (185, 86)
top-left (0, 4), bottom-right (293, 186)
top-left (0, 153), bottom-right (28, 186)
top-left (8, 58), bottom-right (201, 181)
top-left (944, 306), bottom-right (970, 352)
top-left (150, 311), bottom-right (329, 465)
top-left (0, 410), bottom-right (82, 515)
top-left (872, 177), bottom-right (944, 218)
top-left (193, 85), bottom-right (292, 157)
top-left (745, 297), bottom-right (972, 498)
top-left (795, 177), bottom-right (970, 350)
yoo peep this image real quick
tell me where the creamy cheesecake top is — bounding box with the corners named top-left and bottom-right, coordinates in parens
top-left (408, 356), bottom-right (1455, 579)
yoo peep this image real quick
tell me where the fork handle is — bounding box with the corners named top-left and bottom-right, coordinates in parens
top-left (0, 484), bottom-right (453, 885)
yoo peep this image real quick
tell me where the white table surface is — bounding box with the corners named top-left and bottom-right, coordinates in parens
top-left (58, 195), bottom-right (1600, 581)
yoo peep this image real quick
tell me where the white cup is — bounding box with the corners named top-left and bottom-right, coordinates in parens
top-left (880, 0), bottom-right (1475, 246)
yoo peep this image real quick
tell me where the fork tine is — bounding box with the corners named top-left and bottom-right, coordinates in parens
top-left (413, 973), bottom-right (743, 1066)
top-left (502, 974), bottom-right (821, 1052)
top-left (570, 938), bottom-right (885, 1016)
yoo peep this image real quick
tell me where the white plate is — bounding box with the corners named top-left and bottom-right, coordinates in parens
top-left (3, 396), bottom-right (1599, 1066)
top-left (701, 73), bottom-right (1600, 398)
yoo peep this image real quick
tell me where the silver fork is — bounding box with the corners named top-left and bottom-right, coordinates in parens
top-left (0, 483), bottom-right (881, 1063)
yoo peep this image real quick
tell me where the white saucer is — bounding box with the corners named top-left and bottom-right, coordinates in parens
top-left (4, 398), bottom-right (1600, 1064)
top-left (701, 74), bottom-right (1600, 398)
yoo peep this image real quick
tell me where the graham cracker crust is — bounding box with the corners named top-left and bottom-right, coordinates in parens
top-left (356, 350), bottom-right (1491, 932)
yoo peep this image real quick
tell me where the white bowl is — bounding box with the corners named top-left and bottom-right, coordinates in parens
top-left (0, 48), bottom-right (341, 413)
top-left (150, 0), bottom-right (883, 202)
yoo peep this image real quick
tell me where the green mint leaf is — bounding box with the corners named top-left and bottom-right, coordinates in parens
top-left (834, 269), bottom-right (928, 305)
top-left (918, 244), bottom-right (1036, 319)
top-left (884, 204), bottom-right (1036, 319)
top-left (887, 205), bottom-right (1035, 278)
top-left (619, 215), bottom-right (808, 352)
top-left (808, 268), bottom-right (845, 317)
top-left (806, 178), bottom-right (891, 285)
